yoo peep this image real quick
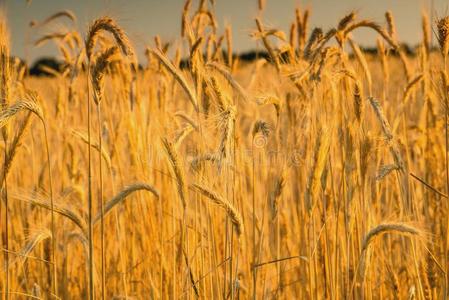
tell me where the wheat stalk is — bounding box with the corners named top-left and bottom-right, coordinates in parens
top-left (71, 129), bottom-right (112, 170)
top-left (162, 137), bottom-right (188, 209)
top-left (191, 182), bottom-right (243, 237)
top-left (437, 17), bottom-right (449, 69)
top-left (85, 16), bottom-right (135, 62)
top-left (4, 229), bottom-right (52, 270)
top-left (93, 183), bottom-right (159, 224)
top-left (305, 127), bottom-right (331, 211)
top-left (32, 10), bottom-right (76, 27)
top-left (0, 99), bottom-right (43, 130)
top-left (150, 48), bottom-right (199, 111)
top-left (356, 223), bottom-right (424, 286)
top-left (14, 193), bottom-right (88, 234)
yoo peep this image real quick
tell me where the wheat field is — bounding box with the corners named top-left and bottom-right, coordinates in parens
top-left (0, 0), bottom-right (448, 299)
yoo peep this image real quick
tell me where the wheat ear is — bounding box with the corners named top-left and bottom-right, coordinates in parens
top-left (191, 182), bottom-right (244, 237)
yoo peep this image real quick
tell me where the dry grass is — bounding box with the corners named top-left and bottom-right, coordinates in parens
top-left (1, 2), bottom-right (448, 299)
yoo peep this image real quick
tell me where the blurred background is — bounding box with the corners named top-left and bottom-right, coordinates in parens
top-left (2, 0), bottom-right (444, 63)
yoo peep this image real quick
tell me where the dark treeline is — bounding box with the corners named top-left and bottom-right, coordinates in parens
top-left (26, 44), bottom-right (424, 77)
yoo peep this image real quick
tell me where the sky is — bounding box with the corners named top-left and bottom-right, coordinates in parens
top-left (2, 0), bottom-right (447, 64)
